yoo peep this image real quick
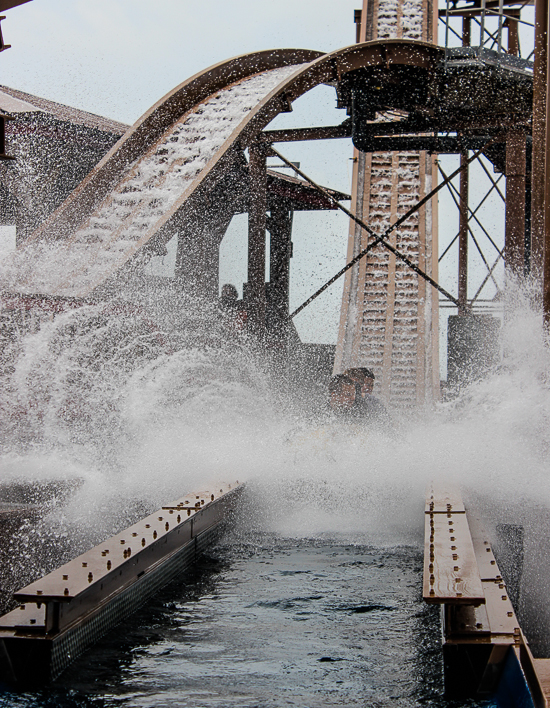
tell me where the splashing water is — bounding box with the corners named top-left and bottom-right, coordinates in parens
top-left (1, 279), bottom-right (550, 660)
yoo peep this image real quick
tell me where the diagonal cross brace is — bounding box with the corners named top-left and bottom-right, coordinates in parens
top-left (266, 138), bottom-right (498, 318)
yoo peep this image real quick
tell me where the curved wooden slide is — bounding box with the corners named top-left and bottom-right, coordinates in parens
top-left (0, 41), bottom-right (441, 299)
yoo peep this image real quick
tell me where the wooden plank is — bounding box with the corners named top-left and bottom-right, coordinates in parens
top-left (423, 511), bottom-right (485, 604)
top-left (0, 603), bottom-right (44, 630)
top-left (425, 482), bottom-right (466, 514)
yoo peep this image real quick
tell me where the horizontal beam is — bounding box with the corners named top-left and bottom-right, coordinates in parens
top-left (261, 120), bottom-right (352, 143)
top-left (439, 6), bottom-right (521, 16)
top-left (354, 135), bottom-right (505, 153)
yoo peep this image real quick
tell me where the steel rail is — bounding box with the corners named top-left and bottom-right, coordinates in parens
top-left (268, 139), bottom-right (499, 318)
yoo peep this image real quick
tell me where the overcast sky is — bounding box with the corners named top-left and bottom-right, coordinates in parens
top-left (1, 0), bottom-right (365, 345)
top-left (0, 1), bottom-right (517, 363)
top-left (1, 0), bottom-right (361, 124)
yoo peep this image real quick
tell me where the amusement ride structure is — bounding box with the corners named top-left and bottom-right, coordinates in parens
top-left (0, 0), bottom-right (550, 702)
top-left (0, 0), bottom-right (544, 407)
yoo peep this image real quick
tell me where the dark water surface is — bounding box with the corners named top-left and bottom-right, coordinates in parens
top-left (0, 533), bottom-right (489, 707)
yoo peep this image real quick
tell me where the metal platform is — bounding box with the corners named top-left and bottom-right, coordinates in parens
top-left (0, 481), bottom-right (244, 687)
top-left (423, 482), bottom-right (548, 705)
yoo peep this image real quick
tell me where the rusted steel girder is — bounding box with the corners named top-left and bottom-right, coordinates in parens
top-left (531, 0), bottom-right (547, 280)
top-left (505, 129), bottom-right (527, 277)
top-left (246, 145), bottom-right (268, 331)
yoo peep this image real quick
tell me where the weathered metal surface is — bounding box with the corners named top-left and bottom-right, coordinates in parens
top-left (423, 511), bottom-right (484, 604)
top-left (0, 482), bottom-right (243, 686)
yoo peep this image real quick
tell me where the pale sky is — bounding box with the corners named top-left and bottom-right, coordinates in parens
top-left (0, 0), bottom-right (361, 124)
top-left (0, 1), bottom-right (521, 366)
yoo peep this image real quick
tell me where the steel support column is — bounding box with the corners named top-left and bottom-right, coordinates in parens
top-left (266, 202), bottom-right (293, 334)
top-left (506, 13), bottom-right (519, 56)
top-left (246, 145), bottom-right (267, 332)
top-left (505, 130), bottom-right (527, 277)
top-left (544, 0), bottom-right (550, 328)
top-left (532, 0), bottom-right (548, 281)
top-left (458, 151), bottom-right (469, 314)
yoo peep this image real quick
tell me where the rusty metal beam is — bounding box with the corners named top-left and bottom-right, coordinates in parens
top-left (505, 129), bottom-right (527, 276)
top-left (458, 152), bottom-right (470, 314)
top-left (246, 145), bottom-right (267, 331)
top-left (261, 120), bottom-right (352, 143)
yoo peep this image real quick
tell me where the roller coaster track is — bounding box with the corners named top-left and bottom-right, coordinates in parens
top-left (0, 41), bottom-right (442, 299)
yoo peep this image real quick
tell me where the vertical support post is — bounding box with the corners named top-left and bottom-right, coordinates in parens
top-left (506, 13), bottom-right (519, 56)
top-left (497, 0), bottom-right (504, 53)
top-left (531, 0), bottom-right (547, 281)
top-left (247, 144), bottom-right (267, 332)
top-left (354, 8), bottom-right (362, 43)
top-left (505, 130), bottom-right (527, 277)
top-left (480, 0), bottom-right (487, 47)
top-left (267, 202), bottom-right (293, 325)
top-left (525, 179), bottom-right (532, 273)
top-left (458, 151), bottom-right (469, 315)
top-left (462, 15), bottom-right (471, 46)
top-left (458, 18), bottom-right (471, 317)
top-left (0, 116), bottom-right (5, 156)
top-left (543, 0), bottom-right (550, 329)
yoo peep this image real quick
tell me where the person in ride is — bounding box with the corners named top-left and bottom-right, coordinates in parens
top-left (219, 283), bottom-right (247, 331)
top-left (328, 374), bottom-right (358, 417)
top-left (344, 367), bottom-right (392, 428)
